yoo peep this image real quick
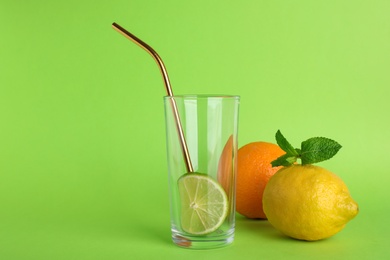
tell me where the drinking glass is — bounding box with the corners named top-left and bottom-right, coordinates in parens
top-left (164, 95), bottom-right (240, 249)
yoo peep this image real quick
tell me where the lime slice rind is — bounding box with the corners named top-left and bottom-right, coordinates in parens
top-left (178, 173), bottom-right (229, 235)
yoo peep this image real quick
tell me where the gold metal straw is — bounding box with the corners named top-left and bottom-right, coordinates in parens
top-left (112, 22), bottom-right (193, 173)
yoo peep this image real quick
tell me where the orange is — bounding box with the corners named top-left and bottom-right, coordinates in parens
top-left (236, 142), bottom-right (285, 219)
top-left (217, 135), bottom-right (234, 194)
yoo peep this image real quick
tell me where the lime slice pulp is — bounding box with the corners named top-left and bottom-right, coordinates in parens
top-left (178, 173), bottom-right (229, 235)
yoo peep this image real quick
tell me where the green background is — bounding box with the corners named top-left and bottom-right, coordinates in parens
top-left (1, 0), bottom-right (389, 259)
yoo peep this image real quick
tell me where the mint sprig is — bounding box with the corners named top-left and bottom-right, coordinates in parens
top-left (271, 130), bottom-right (342, 167)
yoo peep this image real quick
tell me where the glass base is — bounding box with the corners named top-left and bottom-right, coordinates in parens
top-left (172, 229), bottom-right (234, 249)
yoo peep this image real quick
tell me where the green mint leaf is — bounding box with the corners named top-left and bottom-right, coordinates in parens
top-left (271, 154), bottom-right (298, 167)
top-left (300, 137), bottom-right (342, 165)
top-left (275, 130), bottom-right (299, 156)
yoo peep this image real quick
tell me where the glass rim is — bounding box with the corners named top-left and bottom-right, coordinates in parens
top-left (164, 94), bottom-right (240, 100)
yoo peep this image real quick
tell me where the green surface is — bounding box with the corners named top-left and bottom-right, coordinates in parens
top-left (0, 0), bottom-right (389, 259)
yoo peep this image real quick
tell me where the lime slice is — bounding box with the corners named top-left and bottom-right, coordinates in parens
top-left (178, 173), bottom-right (229, 235)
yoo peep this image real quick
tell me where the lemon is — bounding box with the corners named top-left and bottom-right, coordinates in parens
top-left (178, 173), bottom-right (229, 235)
top-left (263, 165), bottom-right (359, 241)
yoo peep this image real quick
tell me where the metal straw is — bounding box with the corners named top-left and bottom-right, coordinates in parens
top-left (112, 22), bottom-right (193, 173)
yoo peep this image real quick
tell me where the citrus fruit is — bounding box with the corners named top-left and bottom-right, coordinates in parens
top-left (263, 164), bottom-right (359, 241)
top-left (236, 142), bottom-right (285, 219)
top-left (217, 135), bottom-right (234, 194)
top-left (178, 173), bottom-right (229, 235)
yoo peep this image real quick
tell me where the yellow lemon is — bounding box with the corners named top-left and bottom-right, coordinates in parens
top-left (263, 164), bottom-right (359, 241)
